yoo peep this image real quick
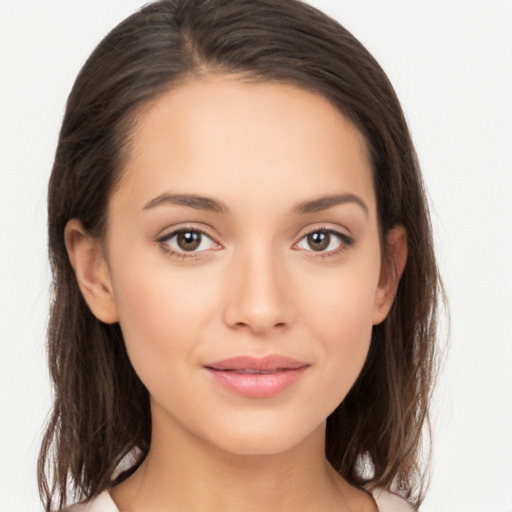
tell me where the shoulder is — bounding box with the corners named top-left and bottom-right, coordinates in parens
top-left (66, 491), bottom-right (119, 512)
top-left (370, 488), bottom-right (416, 512)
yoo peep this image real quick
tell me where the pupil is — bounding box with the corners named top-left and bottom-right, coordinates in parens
top-left (177, 231), bottom-right (201, 251)
top-left (307, 231), bottom-right (330, 251)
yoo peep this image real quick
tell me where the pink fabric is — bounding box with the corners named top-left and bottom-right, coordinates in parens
top-left (66, 491), bottom-right (118, 512)
top-left (372, 487), bottom-right (416, 511)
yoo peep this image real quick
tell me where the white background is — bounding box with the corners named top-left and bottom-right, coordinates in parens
top-left (0, 1), bottom-right (511, 511)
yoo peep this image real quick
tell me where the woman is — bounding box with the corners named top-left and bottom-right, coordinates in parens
top-left (39, 1), bottom-right (441, 510)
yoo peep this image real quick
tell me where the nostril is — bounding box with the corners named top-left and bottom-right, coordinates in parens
top-left (229, 319), bottom-right (289, 334)
top-left (222, 269), bottom-right (294, 333)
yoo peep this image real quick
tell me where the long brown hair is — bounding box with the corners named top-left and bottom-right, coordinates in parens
top-left (39, 0), bottom-right (442, 509)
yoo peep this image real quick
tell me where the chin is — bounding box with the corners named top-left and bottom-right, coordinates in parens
top-left (196, 415), bottom-right (326, 457)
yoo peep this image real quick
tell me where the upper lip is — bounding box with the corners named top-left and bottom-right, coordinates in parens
top-left (204, 354), bottom-right (309, 372)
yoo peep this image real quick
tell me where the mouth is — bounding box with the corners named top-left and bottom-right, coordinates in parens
top-left (204, 354), bottom-right (309, 398)
top-left (211, 368), bottom-right (294, 374)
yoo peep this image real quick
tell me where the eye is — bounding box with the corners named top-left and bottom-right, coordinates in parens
top-left (296, 229), bottom-right (352, 254)
top-left (159, 229), bottom-right (218, 255)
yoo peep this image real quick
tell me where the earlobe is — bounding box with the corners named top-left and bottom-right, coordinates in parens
top-left (372, 225), bottom-right (408, 325)
top-left (64, 219), bottom-right (119, 324)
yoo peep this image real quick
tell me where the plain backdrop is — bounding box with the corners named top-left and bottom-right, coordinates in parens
top-left (1, 1), bottom-right (511, 511)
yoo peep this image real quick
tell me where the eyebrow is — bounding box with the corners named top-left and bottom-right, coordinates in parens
top-left (293, 194), bottom-right (369, 216)
top-left (142, 192), bottom-right (368, 216)
top-left (143, 193), bottom-right (228, 213)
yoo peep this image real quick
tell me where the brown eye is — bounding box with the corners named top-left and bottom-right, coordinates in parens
top-left (160, 229), bottom-right (217, 255)
top-left (306, 231), bottom-right (330, 251)
top-left (296, 228), bottom-right (352, 255)
top-left (176, 231), bottom-right (202, 251)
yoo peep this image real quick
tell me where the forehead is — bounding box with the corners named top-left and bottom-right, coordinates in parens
top-left (114, 76), bottom-right (376, 216)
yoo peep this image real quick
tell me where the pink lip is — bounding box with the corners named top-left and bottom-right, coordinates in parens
top-left (204, 355), bottom-right (309, 398)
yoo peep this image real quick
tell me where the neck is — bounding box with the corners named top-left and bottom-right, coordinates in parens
top-left (111, 404), bottom-right (353, 512)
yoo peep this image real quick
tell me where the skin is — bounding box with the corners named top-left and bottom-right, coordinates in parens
top-left (66, 76), bottom-right (407, 512)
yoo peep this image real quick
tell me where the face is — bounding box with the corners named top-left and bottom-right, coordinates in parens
top-left (82, 77), bottom-right (400, 455)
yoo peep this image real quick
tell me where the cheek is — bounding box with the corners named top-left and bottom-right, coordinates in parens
top-left (300, 259), bottom-right (380, 396)
top-left (305, 255), bottom-right (379, 334)
top-left (108, 252), bottom-right (220, 382)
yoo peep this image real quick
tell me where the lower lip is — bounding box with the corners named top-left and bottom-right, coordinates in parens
top-left (205, 367), bottom-right (308, 398)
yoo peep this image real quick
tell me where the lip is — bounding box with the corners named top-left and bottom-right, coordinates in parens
top-left (204, 354), bottom-right (309, 398)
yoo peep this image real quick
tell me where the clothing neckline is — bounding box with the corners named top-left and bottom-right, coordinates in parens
top-left (73, 486), bottom-right (414, 512)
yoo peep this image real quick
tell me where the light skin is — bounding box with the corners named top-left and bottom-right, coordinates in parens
top-left (65, 76), bottom-right (407, 512)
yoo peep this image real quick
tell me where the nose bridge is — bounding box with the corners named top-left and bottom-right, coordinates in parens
top-left (223, 238), bottom-right (292, 334)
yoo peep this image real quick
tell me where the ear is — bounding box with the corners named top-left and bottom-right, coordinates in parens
top-left (372, 225), bottom-right (408, 325)
top-left (64, 219), bottom-right (119, 324)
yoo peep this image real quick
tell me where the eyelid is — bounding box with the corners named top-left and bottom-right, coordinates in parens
top-left (293, 225), bottom-right (355, 255)
top-left (294, 223), bottom-right (352, 242)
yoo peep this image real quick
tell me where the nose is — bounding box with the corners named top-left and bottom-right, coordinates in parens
top-left (222, 244), bottom-right (294, 335)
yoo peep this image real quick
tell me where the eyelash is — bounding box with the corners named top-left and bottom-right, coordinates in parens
top-left (295, 227), bottom-right (354, 259)
top-left (157, 226), bottom-right (220, 259)
top-left (156, 226), bottom-right (354, 259)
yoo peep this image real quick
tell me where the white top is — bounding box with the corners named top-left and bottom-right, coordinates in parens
top-left (68, 488), bottom-right (415, 511)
